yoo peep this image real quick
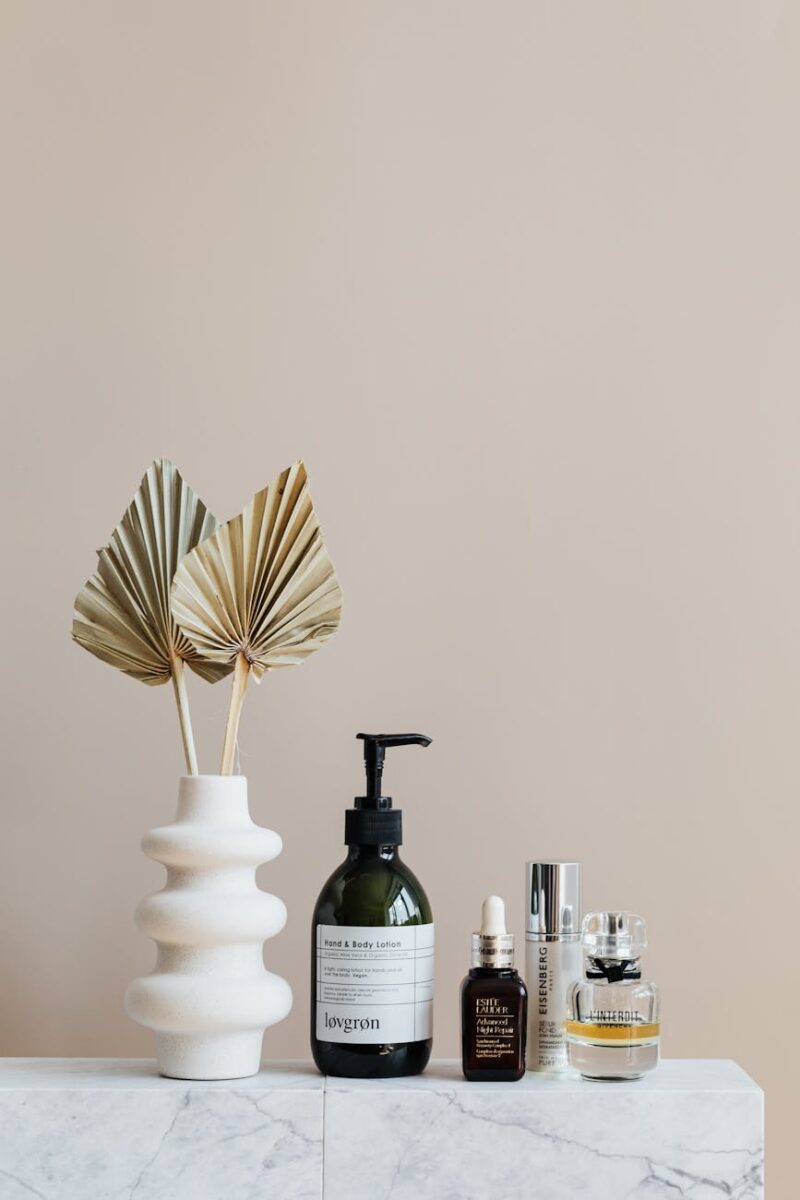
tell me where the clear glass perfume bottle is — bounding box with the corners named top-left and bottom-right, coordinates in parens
top-left (566, 912), bottom-right (660, 1081)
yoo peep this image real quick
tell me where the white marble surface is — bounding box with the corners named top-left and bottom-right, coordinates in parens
top-left (0, 1060), bottom-right (323, 1200)
top-left (0, 1059), bottom-right (762, 1200)
top-left (325, 1060), bottom-right (764, 1200)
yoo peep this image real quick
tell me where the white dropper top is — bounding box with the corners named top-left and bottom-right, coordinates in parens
top-left (472, 895), bottom-right (514, 967)
top-left (480, 895), bottom-right (508, 936)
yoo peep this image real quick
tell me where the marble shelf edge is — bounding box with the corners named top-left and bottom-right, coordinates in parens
top-left (0, 1059), bottom-right (763, 1200)
top-left (0, 1055), bottom-right (761, 1089)
top-left (322, 1058), bottom-right (764, 1200)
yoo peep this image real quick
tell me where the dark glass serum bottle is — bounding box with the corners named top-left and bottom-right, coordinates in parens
top-left (311, 733), bottom-right (434, 1078)
top-left (461, 896), bottom-right (527, 1081)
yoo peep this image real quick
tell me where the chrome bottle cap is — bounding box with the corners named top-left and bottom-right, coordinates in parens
top-left (526, 861), bottom-right (582, 938)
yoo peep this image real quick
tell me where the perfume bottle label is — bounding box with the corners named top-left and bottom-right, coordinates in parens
top-left (315, 923), bottom-right (434, 1044)
top-left (472, 997), bottom-right (520, 1063)
top-left (565, 1019), bottom-right (660, 1045)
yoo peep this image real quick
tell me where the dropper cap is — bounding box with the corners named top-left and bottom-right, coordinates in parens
top-left (471, 896), bottom-right (515, 968)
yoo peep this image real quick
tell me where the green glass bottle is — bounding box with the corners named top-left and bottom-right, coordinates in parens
top-left (311, 733), bottom-right (434, 1078)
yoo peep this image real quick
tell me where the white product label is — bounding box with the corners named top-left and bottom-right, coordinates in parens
top-left (315, 923), bottom-right (434, 1044)
top-left (525, 938), bottom-right (582, 1070)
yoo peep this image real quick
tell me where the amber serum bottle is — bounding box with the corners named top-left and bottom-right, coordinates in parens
top-left (461, 896), bottom-right (527, 1081)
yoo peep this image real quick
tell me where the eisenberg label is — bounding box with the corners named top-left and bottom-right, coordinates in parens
top-left (315, 923), bottom-right (434, 1044)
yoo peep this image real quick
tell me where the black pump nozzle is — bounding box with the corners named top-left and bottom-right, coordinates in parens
top-left (345, 732), bottom-right (432, 846)
top-left (356, 732), bottom-right (433, 808)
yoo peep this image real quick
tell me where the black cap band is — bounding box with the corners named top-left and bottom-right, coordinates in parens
top-left (345, 809), bottom-right (402, 846)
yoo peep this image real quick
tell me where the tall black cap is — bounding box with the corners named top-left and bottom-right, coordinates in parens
top-left (344, 732), bottom-right (432, 845)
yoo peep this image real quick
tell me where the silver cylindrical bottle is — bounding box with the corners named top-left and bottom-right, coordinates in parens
top-left (525, 861), bottom-right (582, 1071)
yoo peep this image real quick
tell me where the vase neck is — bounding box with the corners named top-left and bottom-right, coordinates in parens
top-left (176, 775), bottom-right (249, 825)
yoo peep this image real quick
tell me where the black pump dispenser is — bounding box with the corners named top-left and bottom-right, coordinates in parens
top-left (345, 732), bottom-right (432, 846)
top-left (312, 728), bottom-right (435, 1077)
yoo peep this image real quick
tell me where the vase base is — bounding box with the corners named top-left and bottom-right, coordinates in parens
top-left (155, 1032), bottom-right (264, 1081)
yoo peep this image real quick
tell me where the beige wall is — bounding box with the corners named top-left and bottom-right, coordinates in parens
top-left (1, 0), bottom-right (793, 1189)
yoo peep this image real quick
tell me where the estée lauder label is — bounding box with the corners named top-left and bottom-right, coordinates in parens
top-left (473, 996), bottom-right (518, 1062)
top-left (315, 923), bottom-right (434, 1044)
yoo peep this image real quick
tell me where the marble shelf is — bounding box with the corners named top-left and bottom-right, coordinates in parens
top-left (0, 1059), bottom-right (763, 1199)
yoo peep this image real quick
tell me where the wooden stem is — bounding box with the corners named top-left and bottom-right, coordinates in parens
top-left (220, 652), bottom-right (251, 775)
top-left (170, 653), bottom-right (198, 776)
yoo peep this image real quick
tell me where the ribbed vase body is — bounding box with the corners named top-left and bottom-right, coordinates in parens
top-left (125, 775), bottom-right (292, 1080)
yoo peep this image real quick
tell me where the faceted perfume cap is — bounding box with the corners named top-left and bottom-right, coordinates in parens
top-left (582, 911), bottom-right (647, 959)
top-left (471, 895), bottom-right (515, 968)
top-left (526, 862), bottom-right (581, 936)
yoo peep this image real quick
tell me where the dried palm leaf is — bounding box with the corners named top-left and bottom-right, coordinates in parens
top-left (170, 460), bottom-right (342, 773)
top-left (72, 459), bottom-right (233, 773)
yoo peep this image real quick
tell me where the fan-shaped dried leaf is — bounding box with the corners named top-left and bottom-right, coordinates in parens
top-left (72, 459), bottom-right (234, 686)
top-left (170, 460), bottom-right (342, 682)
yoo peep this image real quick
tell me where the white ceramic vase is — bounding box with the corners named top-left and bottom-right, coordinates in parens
top-left (125, 775), bottom-right (292, 1080)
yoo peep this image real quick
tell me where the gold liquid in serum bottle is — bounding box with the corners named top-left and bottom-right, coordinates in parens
top-left (525, 862), bottom-right (582, 1071)
top-left (566, 912), bottom-right (660, 1080)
